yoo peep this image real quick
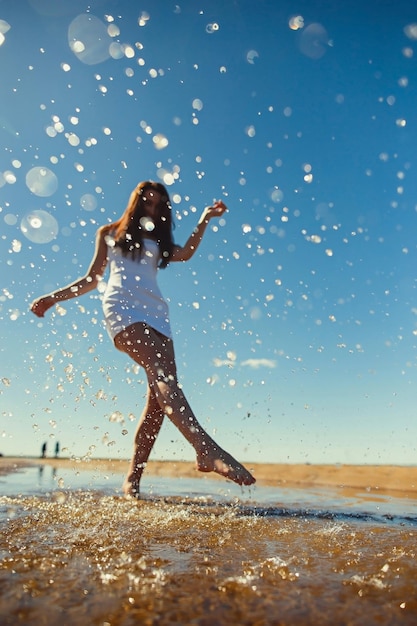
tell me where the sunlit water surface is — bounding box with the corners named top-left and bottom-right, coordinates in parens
top-left (1, 467), bottom-right (416, 625)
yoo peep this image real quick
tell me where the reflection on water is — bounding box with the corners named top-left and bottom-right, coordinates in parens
top-left (1, 465), bottom-right (416, 523)
top-left (1, 477), bottom-right (417, 626)
top-left (1, 465), bottom-right (119, 497)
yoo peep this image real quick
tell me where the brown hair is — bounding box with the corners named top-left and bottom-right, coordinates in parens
top-left (102, 181), bottom-right (174, 268)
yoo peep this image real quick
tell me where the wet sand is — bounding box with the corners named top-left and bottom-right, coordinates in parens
top-left (1, 456), bottom-right (417, 625)
top-left (1, 456), bottom-right (417, 498)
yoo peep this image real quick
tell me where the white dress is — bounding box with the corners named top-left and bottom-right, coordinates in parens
top-left (102, 238), bottom-right (172, 341)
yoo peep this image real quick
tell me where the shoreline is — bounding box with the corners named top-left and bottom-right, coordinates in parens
top-left (1, 456), bottom-right (417, 499)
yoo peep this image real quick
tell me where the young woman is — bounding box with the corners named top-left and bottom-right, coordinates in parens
top-left (31, 181), bottom-right (256, 496)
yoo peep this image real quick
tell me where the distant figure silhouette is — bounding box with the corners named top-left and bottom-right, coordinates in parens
top-left (30, 181), bottom-right (256, 497)
top-left (55, 442), bottom-right (60, 458)
top-left (41, 442), bottom-right (47, 459)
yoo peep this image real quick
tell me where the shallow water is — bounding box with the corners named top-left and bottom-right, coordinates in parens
top-left (1, 465), bottom-right (416, 523)
top-left (1, 468), bottom-right (417, 625)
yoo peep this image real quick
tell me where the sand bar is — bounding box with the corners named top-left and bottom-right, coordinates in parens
top-left (1, 456), bottom-right (417, 499)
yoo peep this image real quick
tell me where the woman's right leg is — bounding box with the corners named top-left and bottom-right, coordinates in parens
top-left (123, 384), bottom-right (164, 497)
top-left (115, 323), bottom-right (256, 487)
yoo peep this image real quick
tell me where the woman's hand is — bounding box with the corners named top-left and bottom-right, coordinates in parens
top-left (171, 200), bottom-right (228, 262)
top-left (30, 295), bottom-right (55, 318)
top-left (202, 200), bottom-right (228, 221)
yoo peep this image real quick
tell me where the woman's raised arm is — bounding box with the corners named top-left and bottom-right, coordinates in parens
top-left (30, 227), bottom-right (109, 318)
top-left (170, 200), bottom-right (227, 263)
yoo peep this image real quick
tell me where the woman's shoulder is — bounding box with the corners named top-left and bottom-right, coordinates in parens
top-left (94, 225), bottom-right (117, 256)
top-left (98, 223), bottom-right (113, 236)
top-left (96, 224), bottom-right (117, 243)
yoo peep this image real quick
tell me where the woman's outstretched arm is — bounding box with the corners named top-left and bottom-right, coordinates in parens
top-left (30, 227), bottom-right (109, 318)
top-left (170, 200), bottom-right (227, 263)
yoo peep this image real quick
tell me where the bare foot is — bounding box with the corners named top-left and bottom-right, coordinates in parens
top-left (196, 449), bottom-right (256, 486)
top-left (122, 479), bottom-right (141, 499)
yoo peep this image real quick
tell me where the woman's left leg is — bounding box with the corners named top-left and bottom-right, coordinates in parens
top-left (115, 322), bottom-right (256, 487)
top-left (123, 384), bottom-right (164, 497)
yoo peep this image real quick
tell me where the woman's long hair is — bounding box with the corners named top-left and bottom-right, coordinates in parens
top-left (102, 181), bottom-right (174, 268)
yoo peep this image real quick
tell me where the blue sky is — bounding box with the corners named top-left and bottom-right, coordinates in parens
top-left (1, 0), bottom-right (417, 465)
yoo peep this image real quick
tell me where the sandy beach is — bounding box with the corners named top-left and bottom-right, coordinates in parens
top-left (1, 456), bottom-right (416, 499)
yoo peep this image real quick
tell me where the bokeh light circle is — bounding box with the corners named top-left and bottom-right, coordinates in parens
top-left (299, 23), bottom-right (329, 60)
top-left (20, 209), bottom-right (59, 244)
top-left (4, 213), bottom-right (18, 226)
top-left (0, 19), bottom-right (11, 36)
top-left (206, 23), bottom-right (219, 34)
top-left (80, 193), bottom-right (98, 211)
top-left (25, 166), bottom-right (58, 197)
top-left (68, 14), bottom-right (112, 65)
top-left (246, 49), bottom-right (259, 64)
top-left (271, 188), bottom-right (284, 203)
top-left (140, 217), bottom-right (155, 232)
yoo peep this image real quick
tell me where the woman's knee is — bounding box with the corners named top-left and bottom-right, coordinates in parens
top-left (114, 324), bottom-right (178, 384)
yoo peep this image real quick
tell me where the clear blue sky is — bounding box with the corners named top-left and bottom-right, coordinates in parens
top-left (1, 0), bottom-right (416, 465)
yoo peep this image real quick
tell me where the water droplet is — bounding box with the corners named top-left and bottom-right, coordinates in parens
top-left (404, 23), bottom-right (417, 40)
top-left (25, 166), bottom-right (58, 197)
top-left (289, 15), bottom-right (304, 30)
top-left (140, 216), bottom-right (155, 232)
top-left (206, 23), bottom-right (219, 34)
top-left (192, 98), bottom-right (203, 111)
top-left (138, 12), bottom-right (150, 27)
top-left (109, 410), bottom-right (124, 424)
top-left (299, 23), bottom-right (329, 60)
top-left (271, 188), bottom-right (284, 203)
top-left (246, 50), bottom-right (259, 64)
top-left (80, 193), bottom-right (97, 211)
top-left (152, 133), bottom-right (169, 150)
top-left (20, 210), bottom-right (58, 244)
top-left (68, 14), bottom-right (112, 65)
top-left (0, 19), bottom-right (11, 35)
